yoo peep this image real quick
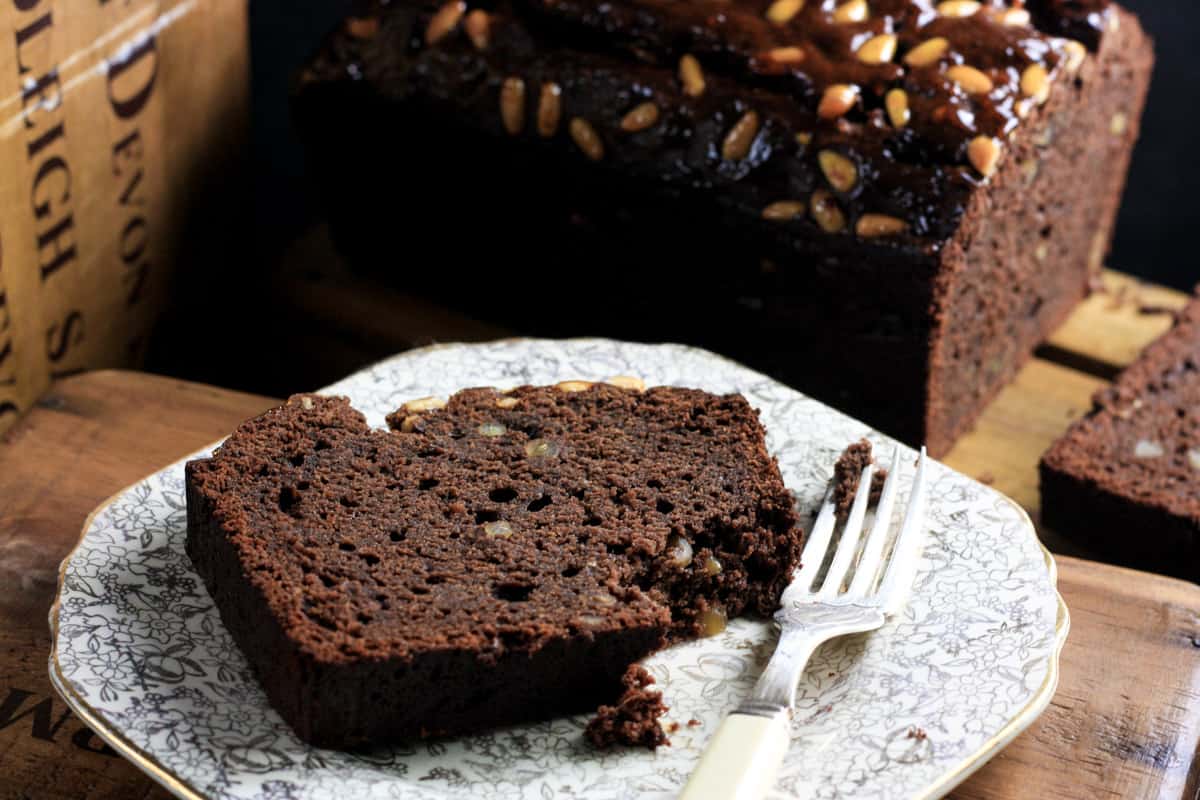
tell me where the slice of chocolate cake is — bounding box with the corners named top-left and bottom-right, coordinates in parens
top-left (1040, 295), bottom-right (1200, 581)
top-left (185, 381), bottom-right (801, 748)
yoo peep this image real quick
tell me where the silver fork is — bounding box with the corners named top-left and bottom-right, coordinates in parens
top-left (679, 446), bottom-right (929, 800)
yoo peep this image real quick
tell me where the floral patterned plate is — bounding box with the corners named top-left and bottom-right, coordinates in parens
top-left (49, 339), bottom-right (1067, 800)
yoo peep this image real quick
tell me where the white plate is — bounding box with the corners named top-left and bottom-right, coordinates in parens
top-left (49, 339), bottom-right (1067, 800)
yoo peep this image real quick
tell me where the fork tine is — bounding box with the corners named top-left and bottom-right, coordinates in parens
top-left (815, 464), bottom-right (874, 600)
top-left (877, 447), bottom-right (930, 614)
top-left (791, 487), bottom-right (837, 593)
top-left (847, 445), bottom-right (903, 597)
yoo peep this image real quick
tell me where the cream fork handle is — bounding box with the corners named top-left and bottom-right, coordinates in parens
top-left (681, 607), bottom-right (886, 800)
top-left (678, 626), bottom-right (824, 800)
top-left (677, 711), bottom-right (791, 800)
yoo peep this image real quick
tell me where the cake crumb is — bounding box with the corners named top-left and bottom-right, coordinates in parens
top-left (687, 718), bottom-right (701, 727)
top-left (906, 726), bottom-right (927, 741)
top-left (585, 665), bottom-right (669, 750)
top-left (869, 470), bottom-right (887, 505)
top-left (832, 440), bottom-right (888, 520)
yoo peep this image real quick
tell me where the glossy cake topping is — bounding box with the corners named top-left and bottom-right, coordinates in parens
top-left (325, 0), bottom-right (1112, 244)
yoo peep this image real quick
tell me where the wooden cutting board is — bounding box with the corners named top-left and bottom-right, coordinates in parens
top-left (1, 271), bottom-right (1198, 799)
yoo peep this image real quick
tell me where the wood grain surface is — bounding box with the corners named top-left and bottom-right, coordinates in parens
top-left (0, 373), bottom-right (273, 800)
top-left (1, 273), bottom-right (1197, 799)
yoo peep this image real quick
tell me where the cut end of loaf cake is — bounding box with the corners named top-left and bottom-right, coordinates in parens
top-left (185, 381), bottom-right (802, 747)
top-left (1040, 294), bottom-right (1200, 580)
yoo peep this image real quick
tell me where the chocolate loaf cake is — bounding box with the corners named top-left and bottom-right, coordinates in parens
top-left (185, 382), bottom-right (801, 747)
top-left (294, 0), bottom-right (1153, 457)
top-left (1040, 296), bottom-right (1200, 582)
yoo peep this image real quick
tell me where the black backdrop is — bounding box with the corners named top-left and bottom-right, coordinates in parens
top-left (250, 1), bottom-right (1198, 291)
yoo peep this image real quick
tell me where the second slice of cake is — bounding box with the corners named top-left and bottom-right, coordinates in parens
top-left (1040, 296), bottom-right (1200, 581)
top-left (186, 381), bottom-right (801, 747)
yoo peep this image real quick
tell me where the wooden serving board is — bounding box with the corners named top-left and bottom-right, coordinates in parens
top-left (1, 271), bottom-right (1198, 799)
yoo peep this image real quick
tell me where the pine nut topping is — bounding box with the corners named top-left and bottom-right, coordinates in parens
top-left (904, 37), bottom-right (949, 67)
top-left (463, 10), bottom-right (490, 49)
top-left (500, 77), bottom-right (526, 135)
top-left (818, 150), bottom-right (858, 192)
top-left (722, 110), bottom-right (761, 161)
top-left (764, 46), bottom-right (806, 65)
top-left (936, 0), bottom-right (981, 17)
top-left (766, 0), bottom-right (806, 25)
top-left (679, 54), bottom-right (706, 97)
top-left (832, 0), bottom-right (868, 23)
top-left (947, 64), bottom-right (994, 95)
top-left (620, 102), bottom-right (660, 132)
top-left (537, 82), bottom-right (561, 137)
top-left (857, 33), bottom-right (897, 65)
top-left (556, 379), bottom-right (594, 392)
top-left (345, 17), bottom-right (380, 39)
top-left (1020, 64), bottom-right (1050, 104)
top-left (762, 200), bottom-right (807, 221)
top-left (568, 118), bottom-right (604, 160)
top-left (404, 396), bottom-right (446, 413)
top-left (606, 375), bottom-right (646, 391)
top-left (968, 135), bottom-right (1001, 177)
top-left (998, 7), bottom-right (1031, 26)
top-left (810, 189), bottom-right (847, 233)
top-left (885, 88), bottom-right (910, 127)
top-left (495, 396), bottom-right (520, 409)
top-left (856, 214), bottom-right (907, 237)
top-left (425, 1), bottom-right (466, 45)
top-left (818, 83), bottom-right (859, 119)
top-left (1063, 40), bottom-right (1087, 73)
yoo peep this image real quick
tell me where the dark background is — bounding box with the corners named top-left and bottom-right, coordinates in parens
top-left (250, 1), bottom-right (1196, 291)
